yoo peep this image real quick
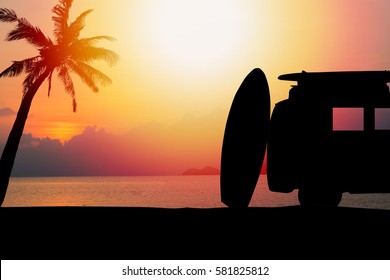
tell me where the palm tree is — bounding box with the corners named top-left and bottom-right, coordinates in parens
top-left (0, 0), bottom-right (118, 206)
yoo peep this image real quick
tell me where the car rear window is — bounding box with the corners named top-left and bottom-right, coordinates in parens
top-left (375, 108), bottom-right (390, 130)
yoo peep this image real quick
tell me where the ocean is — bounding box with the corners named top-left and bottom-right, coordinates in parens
top-left (2, 175), bottom-right (390, 209)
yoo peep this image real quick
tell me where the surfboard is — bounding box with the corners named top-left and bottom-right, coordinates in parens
top-left (220, 68), bottom-right (270, 207)
top-left (279, 70), bottom-right (390, 83)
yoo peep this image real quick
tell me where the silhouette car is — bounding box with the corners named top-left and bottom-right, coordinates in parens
top-left (267, 71), bottom-right (390, 206)
top-left (221, 69), bottom-right (390, 207)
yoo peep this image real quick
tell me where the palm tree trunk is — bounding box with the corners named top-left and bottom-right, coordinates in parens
top-left (0, 69), bottom-right (51, 206)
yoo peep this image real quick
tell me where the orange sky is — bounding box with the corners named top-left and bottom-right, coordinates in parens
top-left (0, 0), bottom-right (389, 175)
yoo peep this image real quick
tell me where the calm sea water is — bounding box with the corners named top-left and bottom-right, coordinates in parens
top-left (2, 175), bottom-right (390, 209)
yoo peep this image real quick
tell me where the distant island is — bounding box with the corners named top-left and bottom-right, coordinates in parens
top-left (182, 166), bottom-right (220, 175)
top-left (182, 163), bottom-right (267, 176)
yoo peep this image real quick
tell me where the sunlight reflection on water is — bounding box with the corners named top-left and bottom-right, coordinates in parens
top-left (3, 175), bottom-right (390, 209)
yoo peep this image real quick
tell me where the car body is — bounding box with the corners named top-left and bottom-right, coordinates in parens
top-left (267, 71), bottom-right (390, 206)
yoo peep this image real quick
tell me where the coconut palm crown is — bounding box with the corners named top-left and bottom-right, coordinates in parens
top-left (0, 0), bottom-right (119, 205)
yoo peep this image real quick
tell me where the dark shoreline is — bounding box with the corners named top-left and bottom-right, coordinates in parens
top-left (2, 206), bottom-right (389, 260)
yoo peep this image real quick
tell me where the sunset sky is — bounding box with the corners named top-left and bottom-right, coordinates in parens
top-left (0, 0), bottom-right (389, 175)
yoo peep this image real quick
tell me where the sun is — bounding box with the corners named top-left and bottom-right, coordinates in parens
top-left (31, 121), bottom-right (84, 143)
top-left (140, 0), bottom-right (247, 72)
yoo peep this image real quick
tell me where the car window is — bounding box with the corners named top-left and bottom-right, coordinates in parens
top-left (375, 108), bottom-right (390, 130)
top-left (333, 108), bottom-right (364, 131)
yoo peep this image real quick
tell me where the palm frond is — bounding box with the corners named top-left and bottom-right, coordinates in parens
top-left (1, 0), bottom-right (117, 114)
top-left (0, 61), bottom-right (25, 78)
top-left (52, 0), bottom-right (73, 43)
top-left (69, 46), bottom-right (119, 67)
top-left (0, 56), bottom-right (41, 78)
top-left (66, 60), bottom-right (98, 93)
top-left (22, 59), bottom-right (47, 95)
top-left (7, 17), bottom-right (52, 48)
top-left (67, 59), bottom-right (113, 92)
top-left (47, 70), bottom-right (54, 97)
top-left (66, 9), bottom-right (93, 42)
top-left (0, 8), bottom-right (18, 22)
top-left (57, 64), bottom-right (77, 112)
top-left (73, 36), bottom-right (116, 47)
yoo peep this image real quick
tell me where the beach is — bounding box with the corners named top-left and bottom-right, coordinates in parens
top-left (2, 206), bottom-right (389, 260)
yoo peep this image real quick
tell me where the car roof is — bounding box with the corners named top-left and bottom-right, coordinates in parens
top-left (279, 71), bottom-right (390, 83)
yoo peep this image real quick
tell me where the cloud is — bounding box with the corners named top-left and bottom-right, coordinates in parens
top-left (18, 133), bottom-right (41, 148)
top-left (5, 124), bottom-right (214, 176)
top-left (0, 107), bottom-right (15, 116)
top-left (9, 127), bottom-right (136, 176)
top-left (2, 109), bottom-right (227, 176)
